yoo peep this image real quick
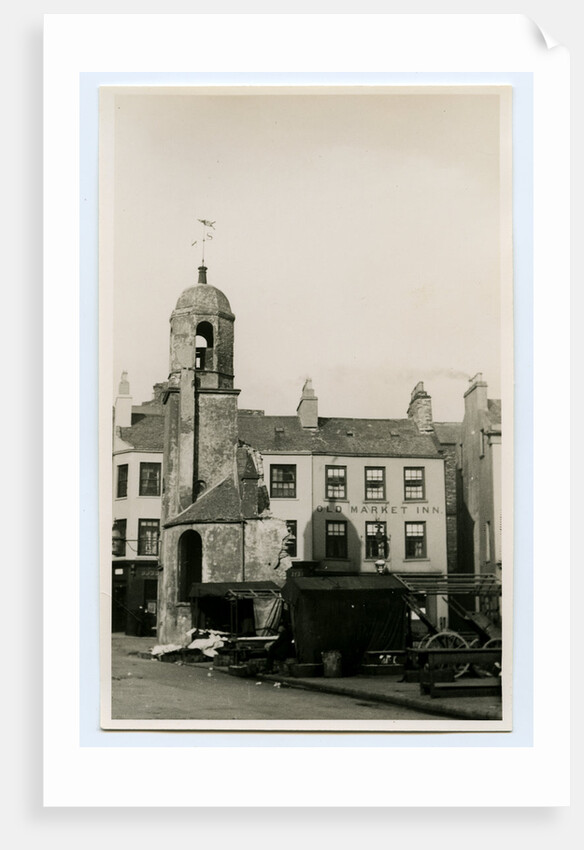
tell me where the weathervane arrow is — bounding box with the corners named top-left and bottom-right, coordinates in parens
top-left (192, 219), bottom-right (216, 264)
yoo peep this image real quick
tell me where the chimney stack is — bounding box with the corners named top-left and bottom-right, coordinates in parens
top-left (114, 371), bottom-right (132, 428)
top-left (407, 381), bottom-right (433, 432)
top-left (152, 382), bottom-right (167, 405)
top-left (464, 372), bottom-right (489, 419)
top-left (297, 378), bottom-right (319, 429)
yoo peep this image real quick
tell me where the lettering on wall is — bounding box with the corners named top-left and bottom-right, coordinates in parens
top-left (315, 504), bottom-right (441, 515)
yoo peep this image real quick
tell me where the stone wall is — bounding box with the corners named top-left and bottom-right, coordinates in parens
top-left (157, 515), bottom-right (289, 644)
top-left (439, 442), bottom-right (459, 574)
top-left (196, 391), bottom-right (239, 491)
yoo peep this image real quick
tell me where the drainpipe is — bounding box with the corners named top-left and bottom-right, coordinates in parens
top-left (241, 519), bottom-right (246, 581)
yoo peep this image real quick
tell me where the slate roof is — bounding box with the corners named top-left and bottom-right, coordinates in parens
top-left (164, 477), bottom-right (243, 527)
top-left (131, 401), bottom-right (164, 422)
top-left (237, 414), bottom-right (441, 458)
top-left (118, 416), bottom-right (164, 452)
top-left (116, 409), bottom-right (446, 459)
top-left (433, 422), bottom-right (462, 445)
top-left (486, 399), bottom-right (502, 429)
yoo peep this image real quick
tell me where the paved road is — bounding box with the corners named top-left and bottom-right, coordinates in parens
top-left (111, 642), bottom-right (445, 721)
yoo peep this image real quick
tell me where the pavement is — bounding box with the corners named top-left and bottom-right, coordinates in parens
top-left (261, 670), bottom-right (502, 720)
top-left (113, 634), bottom-right (502, 721)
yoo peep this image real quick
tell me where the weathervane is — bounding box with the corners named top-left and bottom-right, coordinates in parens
top-left (191, 219), bottom-right (216, 265)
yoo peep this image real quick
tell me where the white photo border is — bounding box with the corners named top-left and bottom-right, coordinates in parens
top-left (44, 13), bottom-right (569, 806)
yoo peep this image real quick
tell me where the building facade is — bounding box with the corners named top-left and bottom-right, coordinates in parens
top-left (153, 267), bottom-right (458, 644)
top-left (238, 385), bottom-right (449, 572)
top-left (459, 373), bottom-right (502, 581)
top-left (112, 268), bottom-right (502, 642)
top-left (112, 374), bottom-right (164, 634)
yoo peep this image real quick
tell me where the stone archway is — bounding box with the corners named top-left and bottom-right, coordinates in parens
top-left (178, 530), bottom-right (202, 602)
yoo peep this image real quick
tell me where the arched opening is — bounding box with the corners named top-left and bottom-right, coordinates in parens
top-left (195, 321), bottom-right (214, 370)
top-left (178, 530), bottom-right (202, 602)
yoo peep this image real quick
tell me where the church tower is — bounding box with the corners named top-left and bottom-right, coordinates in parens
top-left (162, 264), bottom-right (239, 520)
top-left (157, 263), bottom-right (288, 643)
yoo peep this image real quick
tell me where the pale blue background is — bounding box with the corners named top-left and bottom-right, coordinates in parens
top-left (80, 71), bottom-right (533, 748)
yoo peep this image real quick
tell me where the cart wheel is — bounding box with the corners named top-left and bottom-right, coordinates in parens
top-left (468, 637), bottom-right (481, 648)
top-left (424, 630), bottom-right (469, 678)
top-left (476, 637), bottom-right (502, 677)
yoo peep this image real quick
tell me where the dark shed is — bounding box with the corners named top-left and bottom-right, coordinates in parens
top-left (189, 581), bottom-right (282, 635)
top-left (282, 574), bottom-right (409, 673)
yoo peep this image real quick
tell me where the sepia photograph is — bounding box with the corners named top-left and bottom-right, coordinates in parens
top-left (99, 85), bottom-right (513, 731)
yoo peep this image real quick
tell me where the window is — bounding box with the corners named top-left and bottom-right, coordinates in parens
top-left (285, 520), bottom-right (297, 557)
top-left (116, 464), bottom-right (128, 498)
top-left (270, 465), bottom-right (296, 498)
top-left (326, 521), bottom-right (347, 558)
top-left (112, 519), bottom-right (126, 557)
top-left (138, 519), bottom-right (160, 556)
top-left (139, 462), bottom-right (161, 496)
top-left (404, 467), bottom-right (425, 501)
top-left (405, 522), bottom-right (426, 559)
top-left (365, 467), bottom-right (385, 500)
top-left (366, 521), bottom-right (387, 559)
top-left (326, 465), bottom-right (346, 499)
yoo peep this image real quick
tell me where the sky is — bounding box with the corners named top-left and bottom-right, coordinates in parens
top-left (107, 87), bottom-right (509, 422)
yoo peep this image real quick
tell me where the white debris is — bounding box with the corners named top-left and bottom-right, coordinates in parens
top-left (151, 644), bottom-right (184, 656)
top-left (187, 635), bottom-right (225, 657)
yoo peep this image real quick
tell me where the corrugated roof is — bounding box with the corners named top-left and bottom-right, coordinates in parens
top-left (189, 581), bottom-right (280, 598)
top-left (282, 573), bottom-right (406, 602)
top-left (238, 414), bottom-right (441, 458)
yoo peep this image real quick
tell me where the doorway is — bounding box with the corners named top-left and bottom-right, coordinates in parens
top-left (112, 581), bottom-right (127, 632)
top-left (178, 530), bottom-right (203, 602)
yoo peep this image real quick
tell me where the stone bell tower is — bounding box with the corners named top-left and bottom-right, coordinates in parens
top-left (162, 265), bottom-right (240, 521)
top-left (157, 263), bottom-right (289, 644)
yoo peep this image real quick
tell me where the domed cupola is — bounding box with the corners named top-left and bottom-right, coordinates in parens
top-left (174, 265), bottom-right (234, 315)
top-left (169, 265), bottom-right (235, 390)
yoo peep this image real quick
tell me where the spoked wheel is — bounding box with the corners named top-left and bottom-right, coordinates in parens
top-left (424, 630), bottom-right (470, 678)
top-left (473, 637), bottom-right (502, 678)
